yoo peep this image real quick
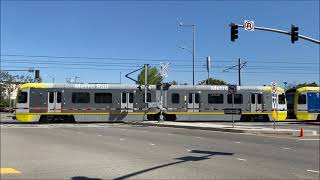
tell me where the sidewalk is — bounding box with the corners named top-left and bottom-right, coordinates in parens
top-left (127, 121), bottom-right (318, 136)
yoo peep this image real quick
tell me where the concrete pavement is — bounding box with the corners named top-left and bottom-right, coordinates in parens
top-left (1, 123), bottom-right (319, 179)
top-left (127, 121), bottom-right (318, 137)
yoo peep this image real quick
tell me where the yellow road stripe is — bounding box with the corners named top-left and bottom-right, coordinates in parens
top-left (0, 168), bottom-right (21, 174)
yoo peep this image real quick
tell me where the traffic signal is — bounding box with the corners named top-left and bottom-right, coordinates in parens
top-left (230, 23), bottom-right (238, 42)
top-left (35, 70), bottom-right (40, 79)
top-left (291, 24), bottom-right (299, 43)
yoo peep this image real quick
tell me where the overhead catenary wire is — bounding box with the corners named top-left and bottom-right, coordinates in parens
top-left (1, 59), bottom-right (319, 69)
top-left (1, 54), bottom-right (319, 64)
top-left (1, 65), bottom-right (318, 75)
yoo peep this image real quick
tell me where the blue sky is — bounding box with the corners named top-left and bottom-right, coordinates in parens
top-left (1, 1), bottom-right (319, 87)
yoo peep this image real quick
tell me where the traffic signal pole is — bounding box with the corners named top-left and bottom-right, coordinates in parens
top-left (231, 24), bottom-right (320, 44)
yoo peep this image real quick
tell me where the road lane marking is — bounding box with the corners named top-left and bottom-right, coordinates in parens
top-left (282, 147), bottom-right (291, 150)
top-left (167, 133), bottom-right (173, 135)
top-left (234, 142), bottom-right (241, 143)
top-left (237, 158), bottom-right (247, 161)
top-left (195, 137), bottom-right (203, 139)
top-left (186, 149), bottom-right (191, 152)
top-left (307, 170), bottom-right (319, 173)
top-left (149, 143), bottom-right (155, 146)
top-left (97, 134), bottom-right (102, 137)
top-left (0, 168), bottom-right (21, 174)
top-left (120, 138), bottom-right (126, 141)
top-left (299, 139), bottom-right (320, 141)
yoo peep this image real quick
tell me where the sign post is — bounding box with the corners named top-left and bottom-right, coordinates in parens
top-left (159, 63), bottom-right (170, 122)
top-left (271, 82), bottom-right (277, 129)
top-left (228, 85), bottom-right (237, 128)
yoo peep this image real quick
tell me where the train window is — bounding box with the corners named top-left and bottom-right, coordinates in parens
top-left (257, 94), bottom-right (262, 104)
top-left (172, 93), bottom-right (180, 104)
top-left (94, 93), bottom-right (112, 103)
top-left (122, 93), bottom-right (126, 103)
top-left (129, 93), bottom-right (134, 103)
top-left (189, 93), bottom-right (193, 103)
top-left (17, 91), bottom-right (28, 103)
top-left (278, 94), bottom-right (286, 104)
top-left (195, 93), bottom-right (200, 104)
top-left (57, 92), bottom-right (62, 103)
top-left (298, 94), bottom-right (306, 104)
top-left (251, 94), bottom-right (255, 104)
top-left (49, 92), bottom-right (54, 103)
top-left (227, 94), bottom-right (243, 104)
top-left (72, 92), bottom-right (90, 103)
top-left (143, 93), bottom-right (152, 102)
top-left (208, 94), bottom-right (223, 104)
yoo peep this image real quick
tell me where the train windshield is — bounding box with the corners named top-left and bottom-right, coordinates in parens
top-left (17, 91), bottom-right (28, 103)
top-left (278, 94), bottom-right (286, 104)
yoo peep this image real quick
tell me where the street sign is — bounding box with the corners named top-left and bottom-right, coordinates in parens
top-left (244, 20), bottom-right (254, 31)
top-left (228, 85), bottom-right (237, 94)
top-left (271, 82), bottom-right (277, 94)
top-left (224, 108), bottom-right (241, 115)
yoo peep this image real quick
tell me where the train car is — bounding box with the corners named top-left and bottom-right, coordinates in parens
top-left (15, 83), bottom-right (159, 123)
top-left (15, 83), bottom-right (287, 123)
top-left (162, 85), bottom-right (286, 121)
top-left (286, 87), bottom-right (320, 121)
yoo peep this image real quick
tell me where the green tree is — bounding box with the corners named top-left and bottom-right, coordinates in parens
top-left (137, 66), bottom-right (163, 85)
top-left (198, 78), bottom-right (227, 85)
top-left (0, 72), bottom-right (40, 108)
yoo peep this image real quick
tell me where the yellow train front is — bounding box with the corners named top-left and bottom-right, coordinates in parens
top-left (286, 87), bottom-right (320, 121)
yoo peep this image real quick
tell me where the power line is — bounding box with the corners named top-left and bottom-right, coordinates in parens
top-left (2, 65), bottom-right (318, 74)
top-left (1, 59), bottom-right (318, 69)
top-left (1, 54), bottom-right (318, 64)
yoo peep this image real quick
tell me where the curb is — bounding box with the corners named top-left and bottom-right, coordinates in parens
top-left (304, 122), bottom-right (320, 126)
top-left (125, 121), bottom-right (318, 136)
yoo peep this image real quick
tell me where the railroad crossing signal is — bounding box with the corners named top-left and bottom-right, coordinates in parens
top-left (271, 82), bottom-right (277, 94)
top-left (291, 24), bottom-right (299, 44)
top-left (160, 62), bottom-right (170, 78)
top-left (230, 23), bottom-right (239, 42)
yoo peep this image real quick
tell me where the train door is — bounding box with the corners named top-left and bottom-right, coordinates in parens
top-left (250, 93), bottom-right (262, 112)
top-left (121, 92), bottom-right (134, 112)
top-left (187, 93), bottom-right (200, 112)
top-left (297, 93), bottom-right (307, 112)
top-left (47, 91), bottom-right (62, 113)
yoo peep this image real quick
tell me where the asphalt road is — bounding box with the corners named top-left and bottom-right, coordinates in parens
top-left (1, 122), bottom-right (319, 179)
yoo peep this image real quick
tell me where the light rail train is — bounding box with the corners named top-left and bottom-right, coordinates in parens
top-left (286, 87), bottom-right (320, 121)
top-left (15, 83), bottom-right (287, 123)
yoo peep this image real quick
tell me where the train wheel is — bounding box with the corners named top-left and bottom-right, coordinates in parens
top-left (39, 115), bottom-right (49, 124)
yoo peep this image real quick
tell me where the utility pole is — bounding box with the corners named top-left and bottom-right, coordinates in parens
top-left (144, 64), bottom-right (148, 121)
top-left (193, 25), bottom-right (195, 85)
top-left (223, 59), bottom-right (247, 85)
top-left (238, 58), bottom-right (241, 86)
top-left (206, 56), bottom-right (211, 85)
top-left (120, 72), bottom-right (122, 84)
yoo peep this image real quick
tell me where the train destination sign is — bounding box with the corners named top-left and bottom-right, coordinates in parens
top-left (224, 108), bottom-right (242, 115)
